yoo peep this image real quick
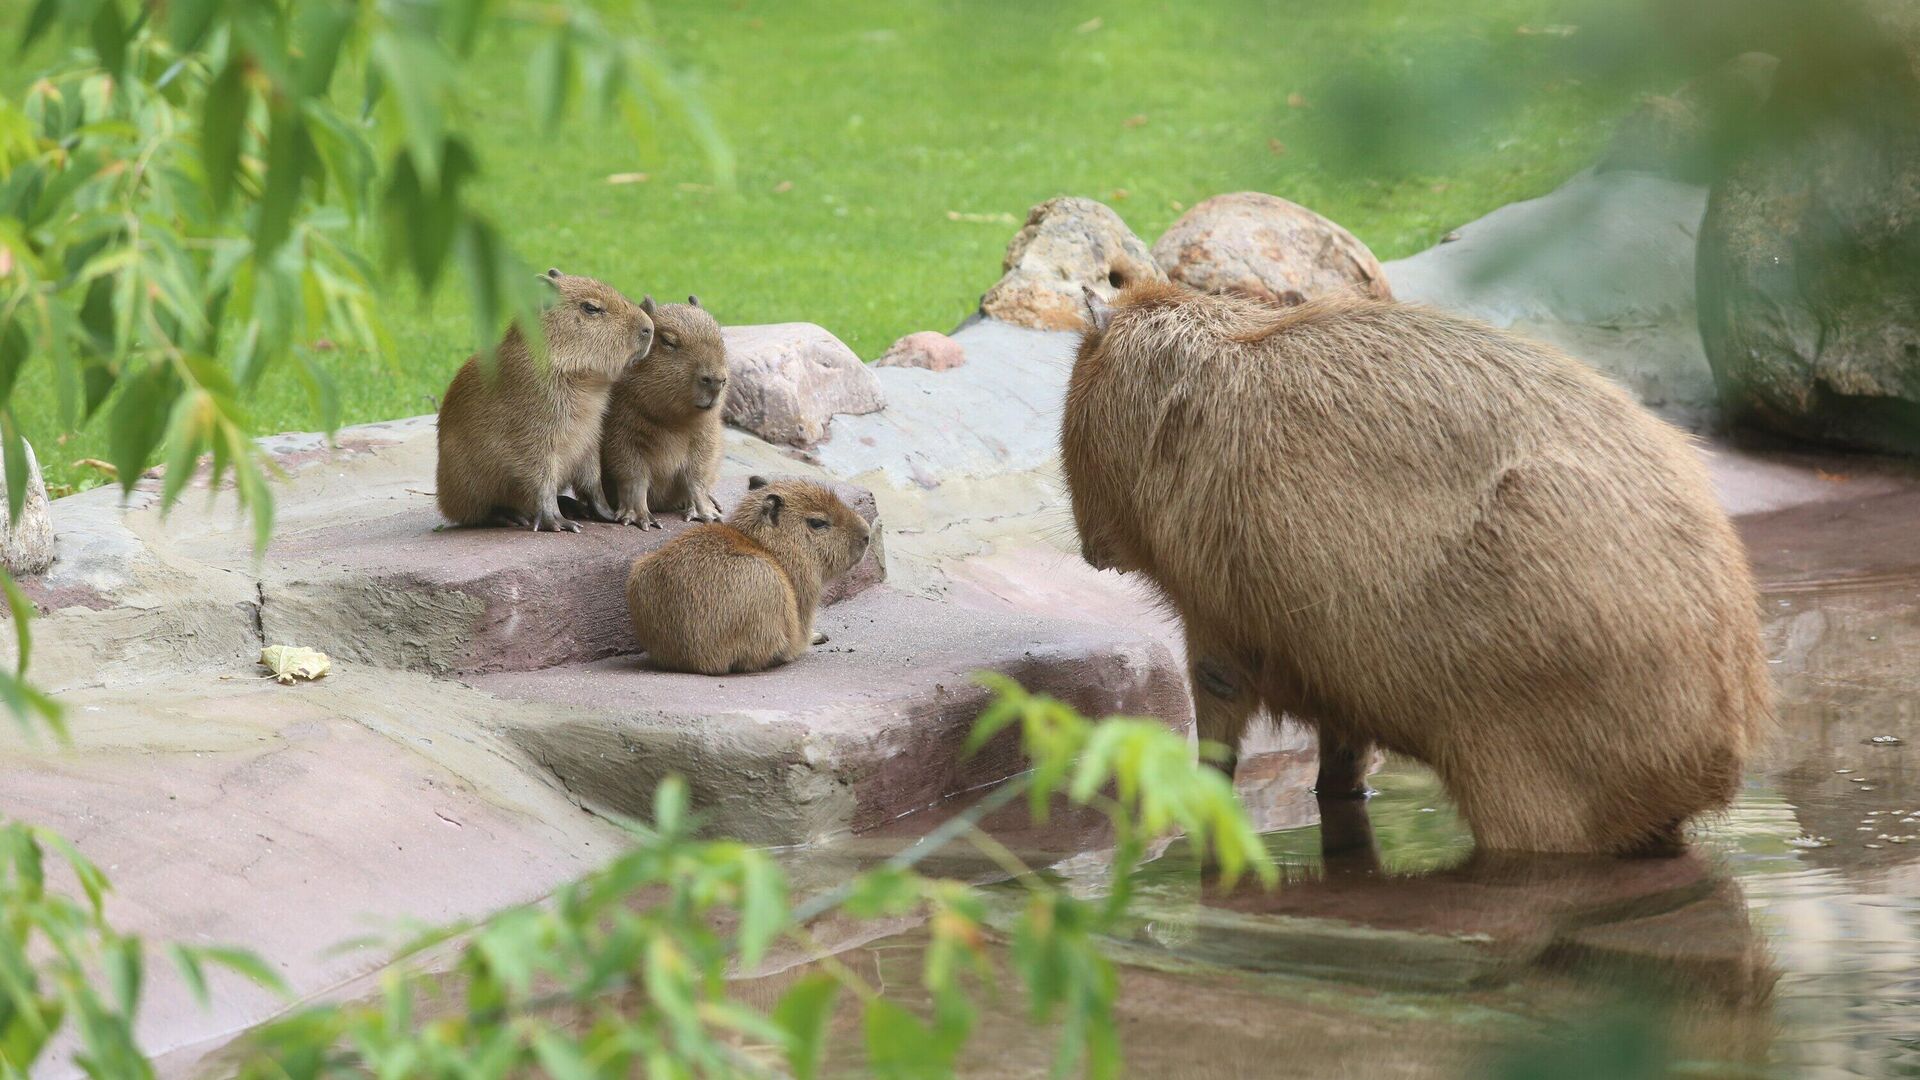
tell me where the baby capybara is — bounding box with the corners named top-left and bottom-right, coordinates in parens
top-left (1061, 283), bottom-right (1772, 855)
top-left (626, 477), bottom-right (870, 674)
top-left (436, 269), bottom-right (653, 531)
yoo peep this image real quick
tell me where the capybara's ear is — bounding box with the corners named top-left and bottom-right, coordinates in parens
top-left (761, 491), bottom-right (784, 525)
top-left (747, 475), bottom-right (769, 490)
top-left (1083, 285), bottom-right (1113, 333)
top-left (545, 268), bottom-right (563, 281)
top-left (641, 295), bottom-right (657, 317)
top-left (688, 294), bottom-right (702, 308)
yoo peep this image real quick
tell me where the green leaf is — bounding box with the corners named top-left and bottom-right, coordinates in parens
top-left (531, 1031), bottom-right (594, 1080)
top-left (651, 774), bottom-right (688, 836)
top-left (735, 855), bottom-right (787, 969)
top-left (0, 414), bottom-right (27, 527)
top-left (106, 363), bottom-right (177, 494)
top-left (772, 974), bottom-right (839, 1080)
top-left (369, 31), bottom-right (448, 188)
top-left (202, 58), bottom-right (250, 215)
top-left (293, 4), bottom-right (355, 100)
top-left (89, 0), bottom-right (128, 77)
top-left (0, 317), bottom-right (27, 406)
top-left (255, 102), bottom-right (311, 258)
top-left (862, 998), bottom-right (949, 1079)
top-left (106, 935), bottom-right (143, 1015)
top-left (157, 390), bottom-right (206, 510)
top-left (842, 867), bottom-right (922, 920)
top-left (167, 944), bottom-right (210, 1009)
top-left (2, 568), bottom-right (35, 677)
top-left (19, 0), bottom-right (61, 54)
top-left (32, 828), bottom-right (109, 917)
top-left (193, 946), bottom-right (291, 998)
top-left (167, 0), bottom-right (220, 54)
top-left (528, 30), bottom-right (572, 127)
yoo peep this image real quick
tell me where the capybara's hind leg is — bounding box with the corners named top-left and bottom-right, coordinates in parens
top-left (488, 506), bottom-right (533, 528)
top-left (1187, 643), bottom-right (1258, 778)
top-left (1447, 759), bottom-right (1602, 854)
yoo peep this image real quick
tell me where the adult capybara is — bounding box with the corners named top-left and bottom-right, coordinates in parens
top-left (1061, 282), bottom-right (1772, 855)
top-left (436, 269), bottom-right (653, 531)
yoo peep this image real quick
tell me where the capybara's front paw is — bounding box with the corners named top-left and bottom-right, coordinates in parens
top-left (533, 509), bottom-right (582, 533)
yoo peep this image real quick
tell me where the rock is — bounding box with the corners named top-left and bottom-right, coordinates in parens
top-left (1695, 28), bottom-right (1920, 456)
top-left (722, 323), bottom-right (886, 447)
top-left (979, 196), bottom-right (1163, 330)
top-left (1385, 170), bottom-right (1716, 427)
top-left (1596, 52), bottom-right (1780, 183)
top-left (1151, 192), bottom-right (1391, 305)
top-left (265, 471), bottom-right (883, 677)
top-left (874, 330), bottom-right (965, 371)
top-left (478, 586), bottom-right (1190, 846)
top-left (1, 439), bottom-right (54, 576)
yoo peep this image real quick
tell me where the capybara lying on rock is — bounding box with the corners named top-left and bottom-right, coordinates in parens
top-left (436, 269), bottom-right (653, 532)
top-left (1061, 282), bottom-right (1772, 855)
top-left (626, 477), bottom-right (870, 674)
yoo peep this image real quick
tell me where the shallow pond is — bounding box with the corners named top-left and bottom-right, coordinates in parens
top-left (759, 523), bottom-right (1920, 1079)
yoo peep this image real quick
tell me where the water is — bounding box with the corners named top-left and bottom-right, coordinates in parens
top-left (756, 553), bottom-right (1920, 1077)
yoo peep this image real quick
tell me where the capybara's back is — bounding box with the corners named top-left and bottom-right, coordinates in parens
top-left (1062, 283), bottom-right (1772, 855)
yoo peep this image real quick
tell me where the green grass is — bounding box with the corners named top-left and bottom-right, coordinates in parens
top-left (18, 0), bottom-right (1636, 493)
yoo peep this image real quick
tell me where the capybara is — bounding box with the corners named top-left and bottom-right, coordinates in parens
top-left (601, 296), bottom-right (729, 528)
top-left (435, 269), bottom-right (653, 531)
top-left (626, 476), bottom-right (870, 674)
top-left (1061, 282), bottom-right (1772, 856)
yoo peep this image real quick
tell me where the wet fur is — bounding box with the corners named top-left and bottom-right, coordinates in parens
top-left (1061, 283), bottom-right (1774, 856)
top-left (626, 477), bottom-right (870, 674)
top-left (601, 299), bottom-right (730, 528)
top-left (436, 271), bottom-right (654, 532)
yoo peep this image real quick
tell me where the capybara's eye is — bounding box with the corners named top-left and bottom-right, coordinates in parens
top-left (1108, 269), bottom-right (1125, 288)
top-left (581, 301), bottom-right (604, 316)
top-left (661, 334), bottom-right (679, 349)
top-left (806, 517), bottom-right (829, 531)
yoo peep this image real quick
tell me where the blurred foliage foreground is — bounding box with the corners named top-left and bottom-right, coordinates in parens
top-left (4, 0), bottom-right (1915, 1075)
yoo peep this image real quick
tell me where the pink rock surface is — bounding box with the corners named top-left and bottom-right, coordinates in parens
top-left (474, 586), bottom-right (1193, 845)
top-left (264, 472), bottom-right (883, 676)
top-left (874, 331), bottom-right (966, 371)
top-left (722, 323), bottom-right (886, 447)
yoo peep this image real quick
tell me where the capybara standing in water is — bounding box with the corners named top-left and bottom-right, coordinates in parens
top-left (1061, 283), bottom-right (1772, 856)
top-left (601, 296), bottom-right (729, 529)
top-left (626, 476), bottom-right (870, 674)
top-left (436, 269), bottom-right (654, 532)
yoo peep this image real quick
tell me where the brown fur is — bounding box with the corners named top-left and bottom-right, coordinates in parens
top-left (436, 269), bottom-right (654, 532)
top-left (601, 297), bottom-right (729, 528)
top-left (1062, 283), bottom-right (1774, 856)
top-left (625, 477), bottom-right (870, 674)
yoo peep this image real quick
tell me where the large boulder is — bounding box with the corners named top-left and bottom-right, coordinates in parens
top-left (980, 197), bottom-right (1163, 330)
top-left (1, 439), bottom-right (54, 576)
top-left (722, 323), bottom-right (885, 448)
top-left (1152, 192), bottom-right (1391, 305)
top-left (1696, 16), bottom-right (1920, 455)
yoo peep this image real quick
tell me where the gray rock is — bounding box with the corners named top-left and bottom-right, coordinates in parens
top-left (980, 196), bottom-right (1163, 330)
top-left (1385, 169), bottom-right (1717, 426)
top-left (874, 330), bottom-right (966, 371)
top-left (1696, 28), bottom-right (1920, 456)
top-left (1, 440), bottom-right (54, 576)
top-left (722, 323), bottom-right (885, 447)
top-left (1153, 192), bottom-right (1392, 304)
